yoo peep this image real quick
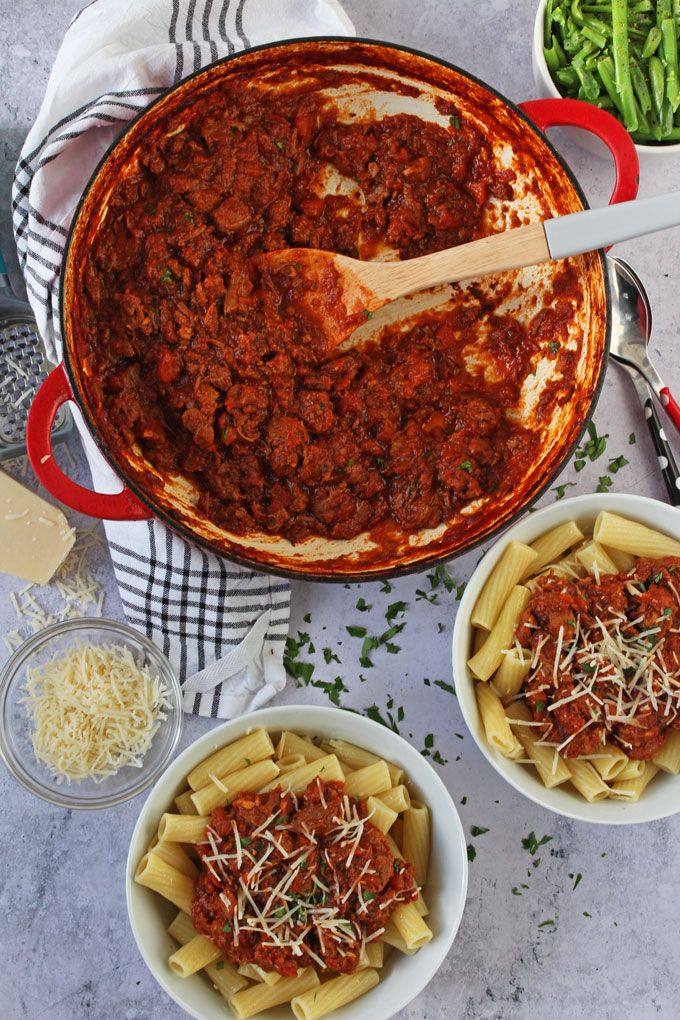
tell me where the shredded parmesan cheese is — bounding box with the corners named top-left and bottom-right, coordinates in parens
top-left (22, 641), bottom-right (172, 783)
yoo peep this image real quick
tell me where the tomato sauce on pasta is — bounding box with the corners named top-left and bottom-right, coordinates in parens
top-left (190, 778), bottom-right (417, 976)
top-left (515, 557), bottom-right (680, 760)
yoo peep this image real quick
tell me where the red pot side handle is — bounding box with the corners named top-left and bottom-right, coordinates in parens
top-left (519, 98), bottom-right (640, 209)
top-left (27, 362), bottom-right (153, 521)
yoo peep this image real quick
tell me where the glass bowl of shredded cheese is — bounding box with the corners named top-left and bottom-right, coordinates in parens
top-left (0, 618), bottom-right (183, 808)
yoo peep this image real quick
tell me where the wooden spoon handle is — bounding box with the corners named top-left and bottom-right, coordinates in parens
top-left (358, 221), bottom-right (550, 302)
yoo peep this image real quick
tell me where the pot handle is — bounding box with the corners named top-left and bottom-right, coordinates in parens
top-left (27, 363), bottom-right (153, 521)
top-left (518, 98), bottom-right (639, 207)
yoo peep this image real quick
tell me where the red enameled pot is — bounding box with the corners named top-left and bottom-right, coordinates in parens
top-left (26, 38), bottom-right (639, 580)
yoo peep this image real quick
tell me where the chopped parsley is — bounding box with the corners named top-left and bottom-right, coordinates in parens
top-left (356, 597), bottom-right (372, 612)
top-left (183, 210), bottom-right (194, 223)
top-left (275, 140), bottom-right (285, 150)
top-left (222, 920), bottom-right (232, 932)
top-left (466, 844), bottom-right (477, 861)
top-left (215, 961), bottom-right (225, 970)
top-left (362, 891), bottom-right (376, 901)
top-left (449, 114), bottom-right (460, 129)
top-left (362, 308), bottom-right (373, 320)
top-left (553, 481), bottom-right (576, 500)
top-left (548, 340), bottom-right (560, 353)
top-left (535, 699), bottom-right (547, 712)
top-left (470, 825), bottom-right (489, 837)
top-left (323, 647), bottom-right (341, 664)
top-left (159, 268), bottom-right (173, 284)
top-left (457, 459), bottom-right (473, 474)
top-left (608, 455), bottom-right (629, 474)
top-left (538, 920), bottom-right (555, 928)
top-left (346, 625), bottom-right (367, 638)
top-left (521, 831), bottom-right (552, 855)
top-left (629, 432), bottom-right (636, 445)
top-left (596, 474), bottom-right (613, 493)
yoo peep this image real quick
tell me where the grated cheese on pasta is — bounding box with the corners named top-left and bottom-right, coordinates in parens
top-left (22, 642), bottom-right (172, 784)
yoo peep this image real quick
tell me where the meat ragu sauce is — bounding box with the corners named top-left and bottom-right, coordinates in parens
top-left (190, 778), bottom-right (417, 976)
top-left (516, 558), bottom-right (680, 760)
top-left (77, 76), bottom-right (574, 542)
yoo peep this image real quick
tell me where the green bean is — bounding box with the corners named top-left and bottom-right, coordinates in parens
top-left (641, 24), bottom-right (663, 55)
top-left (630, 55), bottom-right (653, 109)
top-left (556, 66), bottom-right (581, 87)
top-left (545, 40), bottom-right (562, 74)
top-left (572, 0), bottom-right (586, 24)
top-left (573, 55), bottom-right (603, 97)
top-left (649, 52), bottom-right (667, 115)
top-left (582, 21), bottom-right (609, 44)
top-left (633, 123), bottom-right (680, 137)
top-left (597, 54), bottom-right (626, 110)
top-left (545, 0), bottom-right (555, 46)
top-left (611, 0), bottom-right (639, 129)
top-left (661, 17), bottom-right (680, 108)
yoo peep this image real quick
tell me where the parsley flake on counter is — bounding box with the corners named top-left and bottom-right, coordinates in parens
top-left (355, 597), bottom-right (372, 612)
top-left (608, 455), bottom-right (629, 474)
top-left (553, 481), bottom-right (576, 500)
top-left (538, 920), bottom-right (555, 928)
top-left (385, 601), bottom-right (406, 622)
top-left (427, 562), bottom-right (455, 592)
top-left (323, 647), bottom-right (340, 664)
top-left (460, 796), bottom-right (467, 805)
top-left (470, 825), bottom-right (489, 837)
top-left (629, 432), bottom-right (636, 445)
top-left (303, 612), bottom-right (311, 623)
top-left (346, 625), bottom-right (367, 638)
top-left (380, 580), bottom-right (393, 593)
top-left (597, 474), bottom-right (613, 493)
top-left (522, 832), bottom-right (552, 855)
top-left (434, 679), bottom-right (456, 695)
top-left (571, 872), bottom-right (582, 890)
top-left (466, 844), bottom-right (476, 861)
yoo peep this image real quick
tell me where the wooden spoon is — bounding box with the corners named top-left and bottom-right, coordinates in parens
top-left (256, 191), bottom-right (680, 350)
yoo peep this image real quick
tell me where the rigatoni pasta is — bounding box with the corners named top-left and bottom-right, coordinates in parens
top-left (135, 727), bottom-right (434, 1019)
top-left (467, 512), bottom-right (680, 803)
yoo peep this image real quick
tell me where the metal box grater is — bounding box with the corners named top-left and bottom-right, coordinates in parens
top-left (0, 246), bottom-right (72, 461)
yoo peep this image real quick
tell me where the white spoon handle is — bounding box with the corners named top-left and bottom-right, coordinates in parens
top-left (544, 191), bottom-right (680, 260)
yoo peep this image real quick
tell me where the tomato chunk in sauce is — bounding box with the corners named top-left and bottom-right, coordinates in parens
top-left (191, 778), bottom-right (418, 976)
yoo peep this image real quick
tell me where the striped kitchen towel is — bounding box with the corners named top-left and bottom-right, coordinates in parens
top-left (11, 0), bottom-right (355, 717)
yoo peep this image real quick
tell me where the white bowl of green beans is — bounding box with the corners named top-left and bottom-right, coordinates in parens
top-left (533, 0), bottom-right (680, 157)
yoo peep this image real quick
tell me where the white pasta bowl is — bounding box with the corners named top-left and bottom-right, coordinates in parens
top-left (453, 492), bottom-right (680, 824)
top-left (126, 704), bottom-right (468, 1020)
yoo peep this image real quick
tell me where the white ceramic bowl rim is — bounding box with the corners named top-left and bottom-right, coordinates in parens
top-left (126, 704), bottom-right (468, 1020)
top-left (453, 492), bottom-right (680, 825)
top-left (533, 0), bottom-right (680, 157)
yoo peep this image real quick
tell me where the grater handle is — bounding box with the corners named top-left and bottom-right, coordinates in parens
top-left (27, 363), bottom-right (153, 521)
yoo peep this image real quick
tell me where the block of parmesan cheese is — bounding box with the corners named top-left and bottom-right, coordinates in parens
top-left (0, 469), bottom-right (75, 585)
